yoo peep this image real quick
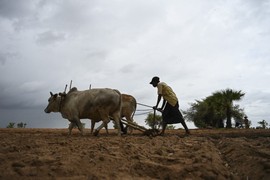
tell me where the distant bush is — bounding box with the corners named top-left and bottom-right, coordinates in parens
top-left (17, 122), bottom-right (27, 128)
top-left (6, 122), bottom-right (15, 128)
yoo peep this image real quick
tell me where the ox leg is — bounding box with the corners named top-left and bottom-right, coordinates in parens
top-left (93, 123), bottom-right (103, 136)
top-left (125, 116), bottom-right (134, 134)
top-left (119, 120), bottom-right (127, 134)
top-left (93, 118), bottom-right (110, 136)
top-left (115, 119), bottom-right (122, 136)
top-left (112, 114), bottom-right (122, 136)
top-left (105, 122), bottom-right (109, 135)
top-left (75, 120), bottom-right (84, 135)
top-left (68, 122), bottom-right (76, 136)
top-left (90, 119), bottom-right (95, 134)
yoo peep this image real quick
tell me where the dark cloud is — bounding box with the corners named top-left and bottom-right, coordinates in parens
top-left (0, 53), bottom-right (7, 65)
top-left (0, 0), bottom-right (35, 19)
top-left (84, 51), bottom-right (108, 69)
top-left (0, 81), bottom-right (47, 109)
top-left (36, 30), bottom-right (66, 45)
top-left (0, 108), bottom-right (68, 128)
top-left (0, 52), bottom-right (17, 65)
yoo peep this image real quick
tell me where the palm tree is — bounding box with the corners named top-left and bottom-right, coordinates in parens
top-left (257, 120), bottom-right (268, 129)
top-left (184, 88), bottom-right (245, 128)
top-left (204, 95), bottom-right (226, 128)
top-left (211, 89), bottom-right (245, 128)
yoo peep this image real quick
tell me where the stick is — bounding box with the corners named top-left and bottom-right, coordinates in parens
top-left (121, 118), bottom-right (148, 130)
top-left (121, 121), bottom-right (145, 132)
top-left (69, 80), bottom-right (72, 90)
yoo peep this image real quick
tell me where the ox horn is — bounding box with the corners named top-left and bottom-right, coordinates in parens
top-left (69, 80), bottom-right (72, 90)
top-left (64, 84), bottom-right (67, 93)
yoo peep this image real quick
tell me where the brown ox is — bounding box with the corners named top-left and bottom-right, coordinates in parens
top-left (90, 94), bottom-right (137, 134)
top-left (44, 87), bottom-right (122, 136)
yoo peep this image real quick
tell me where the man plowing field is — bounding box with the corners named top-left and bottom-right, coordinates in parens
top-left (150, 76), bottom-right (190, 136)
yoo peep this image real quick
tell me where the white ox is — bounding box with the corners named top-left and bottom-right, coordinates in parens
top-left (44, 87), bottom-right (122, 136)
top-left (90, 93), bottom-right (137, 134)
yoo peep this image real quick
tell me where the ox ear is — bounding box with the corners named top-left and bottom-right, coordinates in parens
top-left (50, 92), bottom-right (53, 96)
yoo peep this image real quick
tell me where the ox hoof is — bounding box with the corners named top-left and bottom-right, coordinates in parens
top-left (93, 130), bottom-right (99, 136)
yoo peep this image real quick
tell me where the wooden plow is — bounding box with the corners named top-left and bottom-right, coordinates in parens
top-left (121, 118), bottom-right (160, 137)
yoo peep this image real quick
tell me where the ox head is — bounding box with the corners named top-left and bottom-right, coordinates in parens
top-left (45, 84), bottom-right (68, 113)
top-left (44, 92), bottom-right (61, 113)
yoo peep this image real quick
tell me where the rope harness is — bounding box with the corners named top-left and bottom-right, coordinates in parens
top-left (133, 102), bottom-right (152, 116)
top-left (135, 102), bottom-right (163, 116)
top-left (137, 102), bottom-right (153, 108)
top-left (59, 96), bottom-right (63, 112)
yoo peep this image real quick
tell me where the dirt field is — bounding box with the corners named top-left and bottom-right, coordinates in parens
top-left (0, 128), bottom-right (269, 180)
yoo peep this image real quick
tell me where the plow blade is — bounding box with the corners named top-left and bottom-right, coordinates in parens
top-left (121, 118), bottom-right (159, 136)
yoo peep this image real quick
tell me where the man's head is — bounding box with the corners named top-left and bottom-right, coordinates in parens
top-left (150, 76), bottom-right (160, 87)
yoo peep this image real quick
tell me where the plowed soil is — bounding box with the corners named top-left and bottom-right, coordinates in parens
top-left (0, 128), bottom-right (269, 180)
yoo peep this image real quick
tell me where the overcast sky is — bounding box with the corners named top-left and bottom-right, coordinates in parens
top-left (0, 0), bottom-right (270, 129)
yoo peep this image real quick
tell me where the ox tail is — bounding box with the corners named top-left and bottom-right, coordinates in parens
top-left (131, 97), bottom-right (137, 119)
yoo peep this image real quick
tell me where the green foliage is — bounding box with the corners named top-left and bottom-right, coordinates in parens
top-left (6, 122), bottom-right (15, 128)
top-left (166, 125), bottom-right (175, 129)
top-left (257, 120), bottom-right (268, 129)
top-left (145, 113), bottom-right (162, 129)
top-left (184, 88), bottom-right (245, 129)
